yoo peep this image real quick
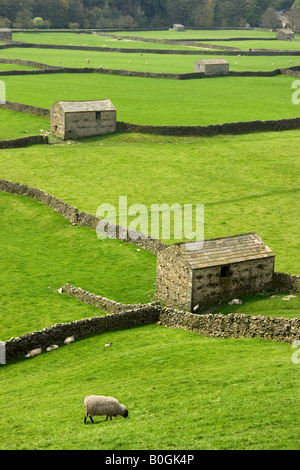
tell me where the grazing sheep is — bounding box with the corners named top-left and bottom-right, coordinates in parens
top-left (228, 298), bottom-right (242, 305)
top-left (84, 395), bottom-right (128, 424)
top-left (46, 344), bottom-right (58, 352)
top-left (25, 348), bottom-right (42, 358)
top-left (105, 342), bottom-right (113, 347)
top-left (64, 336), bottom-right (75, 345)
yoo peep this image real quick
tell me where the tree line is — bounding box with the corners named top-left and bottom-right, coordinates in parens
top-left (0, 0), bottom-right (298, 30)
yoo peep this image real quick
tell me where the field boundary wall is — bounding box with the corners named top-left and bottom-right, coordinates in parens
top-left (0, 179), bottom-right (167, 253)
top-left (1, 41), bottom-right (300, 56)
top-left (0, 134), bottom-right (48, 148)
top-left (3, 278), bottom-right (300, 362)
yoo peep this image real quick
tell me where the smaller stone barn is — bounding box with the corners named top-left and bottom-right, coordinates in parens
top-left (194, 58), bottom-right (229, 76)
top-left (173, 24), bottom-right (185, 31)
top-left (156, 232), bottom-right (275, 312)
top-left (50, 100), bottom-right (116, 140)
top-left (276, 29), bottom-right (294, 41)
top-left (0, 28), bottom-right (12, 41)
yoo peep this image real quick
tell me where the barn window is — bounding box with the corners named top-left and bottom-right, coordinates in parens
top-left (220, 265), bottom-right (230, 277)
top-left (96, 111), bottom-right (101, 120)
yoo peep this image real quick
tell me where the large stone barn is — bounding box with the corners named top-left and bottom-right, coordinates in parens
top-left (194, 58), bottom-right (229, 76)
top-left (276, 29), bottom-right (294, 41)
top-left (50, 100), bottom-right (116, 140)
top-left (0, 28), bottom-right (12, 40)
top-left (156, 232), bottom-right (275, 312)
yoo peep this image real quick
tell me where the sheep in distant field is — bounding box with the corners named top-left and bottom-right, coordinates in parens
top-left (105, 342), bottom-right (113, 347)
top-left (84, 395), bottom-right (128, 424)
top-left (46, 344), bottom-right (58, 352)
top-left (228, 298), bottom-right (242, 305)
top-left (25, 348), bottom-right (42, 358)
top-left (64, 336), bottom-right (75, 345)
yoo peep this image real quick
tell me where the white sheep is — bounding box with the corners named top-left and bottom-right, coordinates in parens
top-left (46, 344), bottom-right (58, 352)
top-left (228, 298), bottom-right (242, 305)
top-left (105, 342), bottom-right (113, 347)
top-left (64, 336), bottom-right (75, 345)
top-left (25, 348), bottom-right (42, 358)
top-left (84, 395), bottom-right (128, 424)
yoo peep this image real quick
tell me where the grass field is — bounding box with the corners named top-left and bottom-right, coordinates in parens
top-left (0, 191), bottom-right (156, 340)
top-left (0, 28), bottom-right (299, 451)
top-left (1, 46), bottom-right (299, 73)
top-left (0, 109), bottom-right (49, 140)
top-left (1, 325), bottom-right (299, 450)
top-left (0, 132), bottom-right (298, 272)
top-left (1, 73), bottom-right (298, 126)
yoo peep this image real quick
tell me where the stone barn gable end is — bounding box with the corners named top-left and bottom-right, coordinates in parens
top-left (194, 58), bottom-right (229, 75)
top-left (0, 28), bottom-right (12, 40)
top-left (276, 29), bottom-right (294, 41)
top-left (156, 232), bottom-right (275, 312)
top-left (50, 99), bottom-right (116, 140)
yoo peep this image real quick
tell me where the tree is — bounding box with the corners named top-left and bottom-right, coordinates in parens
top-left (13, 9), bottom-right (33, 29)
top-left (0, 16), bottom-right (11, 27)
top-left (260, 7), bottom-right (281, 28)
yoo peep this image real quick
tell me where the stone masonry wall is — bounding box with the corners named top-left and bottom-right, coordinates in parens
top-left (192, 257), bottom-right (275, 310)
top-left (0, 179), bottom-right (167, 254)
top-left (159, 308), bottom-right (300, 344)
top-left (5, 305), bottom-right (160, 362)
top-left (155, 245), bottom-right (193, 310)
top-left (61, 283), bottom-right (160, 314)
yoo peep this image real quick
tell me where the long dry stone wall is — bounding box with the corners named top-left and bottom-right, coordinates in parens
top-left (4, 305), bottom-right (160, 363)
top-left (0, 100), bottom-right (50, 117)
top-left (117, 117), bottom-right (300, 137)
top-left (60, 283), bottom-right (160, 314)
top-left (159, 308), bottom-right (300, 344)
top-left (0, 179), bottom-right (167, 253)
top-left (0, 135), bottom-right (48, 149)
top-left (4, 299), bottom-right (300, 363)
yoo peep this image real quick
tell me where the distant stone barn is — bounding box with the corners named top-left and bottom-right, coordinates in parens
top-left (194, 59), bottom-right (229, 76)
top-left (173, 24), bottom-right (185, 31)
top-left (50, 100), bottom-right (116, 140)
top-left (0, 28), bottom-right (12, 41)
top-left (276, 29), bottom-right (294, 41)
top-left (156, 232), bottom-right (275, 312)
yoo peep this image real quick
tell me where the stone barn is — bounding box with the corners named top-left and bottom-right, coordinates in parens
top-left (156, 232), bottom-right (275, 312)
top-left (194, 59), bottom-right (229, 76)
top-left (0, 28), bottom-right (12, 41)
top-left (276, 29), bottom-right (294, 41)
top-left (50, 100), bottom-right (116, 140)
top-left (173, 24), bottom-right (185, 31)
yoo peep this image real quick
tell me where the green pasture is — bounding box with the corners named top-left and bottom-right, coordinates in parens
top-left (0, 132), bottom-right (298, 273)
top-left (0, 46), bottom-right (299, 72)
top-left (0, 109), bottom-right (49, 140)
top-left (1, 325), bottom-right (299, 450)
top-left (12, 32), bottom-right (196, 50)
top-left (0, 63), bottom-right (38, 71)
top-left (112, 29), bottom-right (277, 39)
top-left (0, 191), bottom-right (156, 340)
top-left (1, 73), bottom-right (298, 126)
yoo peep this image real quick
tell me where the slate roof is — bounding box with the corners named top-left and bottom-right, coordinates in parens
top-left (52, 100), bottom-right (116, 113)
top-left (196, 59), bottom-right (229, 65)
top-left (172, 232), bottom-right (275, 269)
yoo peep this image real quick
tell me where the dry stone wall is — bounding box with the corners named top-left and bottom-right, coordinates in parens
top-left (159, 308), bottom-right (300, 344)
top-left (0, 135), bottom-right (48, 149)
top-left (61, 283), bottom-right (160, 314)
top-left (5, 305), bottom-right (160, 363)
top-left (0, 179), bottom-right (167, 253)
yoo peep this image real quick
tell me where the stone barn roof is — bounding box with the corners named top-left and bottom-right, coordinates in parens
top-left (168, 232), bottom-right (275, 269)
top-left (277, 29), bottom-right (294, 35)
top-left (52, 100), bottom-right (116, 113)
top-left (196, 59), bottom-right (229, 65)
